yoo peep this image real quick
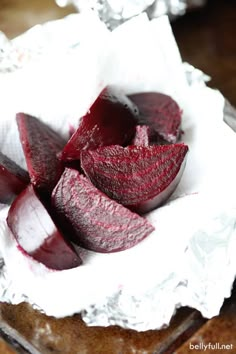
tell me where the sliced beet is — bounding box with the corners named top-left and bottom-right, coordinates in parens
top-left (16, 113), bottom-right (66, 200)
top-left (132, 125), bottom-right (150, 146)
top-left (59, 86), bottom-right (138, 162)
top-left (81, 144), bottom-right (188, 213)
top-left (128, 92), bottom-right (182, 143)
top-left (0, 151), bottom-right (29, 204)
top-left (52, 168), bottom-right (154, 253)
top-left (7, 184), bottom-right (82, 270)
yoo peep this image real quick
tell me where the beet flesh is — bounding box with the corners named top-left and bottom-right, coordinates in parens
top-left (59, 86), bottom-right (138, 162)
top-left (16, 113), bottom-right (66, 200)
top-left (7, 185), bottom-right (82, 270)
top-left (81, 144), bottom-right (188, 213)
top-left (52, 168), bottom-right (154, 253)
top-left (128, 92), bottom-right (182, 143)
top-left (132, 125), bottom-right (150, 146)
top-left (0, 151), bottom-right (29, 204)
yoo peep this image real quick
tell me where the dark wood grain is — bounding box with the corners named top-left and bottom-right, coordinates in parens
top-left (0, 303), bottom-right (205, 354)
top-left (172, 0), bottom-right (236, 106)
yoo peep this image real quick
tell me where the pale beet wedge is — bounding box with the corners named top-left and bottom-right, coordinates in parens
top-left (81, 144), bottom-right (188, 213)
top-left (7, 185), bottom-right (82, 270)
top-left (16, 113), bottom-right (66, 200)
top-left (128, 92), bottom-right (182, 143)
top-left (59, 86), bottom-right (138, 162)
top-left (132, 125), bottom-right (150, 146)
top-left (0, 151), bottom-right (29, 204)
top-left (52, 168), bottom-right (154, 253)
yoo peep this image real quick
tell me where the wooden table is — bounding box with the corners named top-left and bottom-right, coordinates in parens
top-left (0, 0), bottom-right (236, 353)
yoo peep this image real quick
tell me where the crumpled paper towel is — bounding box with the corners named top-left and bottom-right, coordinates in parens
top-left (0, 12), bottom-right (236, 331)
top-left (56, 0), bottom-right (207, 29)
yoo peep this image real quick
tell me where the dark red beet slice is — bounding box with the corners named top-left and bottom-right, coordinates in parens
top-left (52, 168), bottom-right (154, 253)
top-left (81, 144), bottom-right (188, 213)
top-left (59, 86), bottom-right (138, 162)
top-left (0, 151), bottom-right (29, 204)
top-left (7, 184), bottom-right (82, 270)
top-left (132, 125), bottom-right (150, 146)
top-left (128, 92), bottom-right (182, 143)
top-left (16, 113), bottom-right (66, 199)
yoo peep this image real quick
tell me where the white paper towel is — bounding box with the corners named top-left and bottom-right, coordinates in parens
top-left (0, 13), bottom-right (236, 331)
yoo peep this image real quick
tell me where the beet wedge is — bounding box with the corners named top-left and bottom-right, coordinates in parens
top-left (59, 86), bottom-right (138, 162)
top-left (0, 151), bottom-right (29, 204)
top-left (7, 184), bottom-right (82, 270)
top-left (128, 92), bottom-right (182, 143)
top-left (16, 113), bottom-right (66, 200)
top-left (132, 125), bottom-right (150, 146)
top-left (52, 168), bottom-right (154, 253)
top-left (81, 144), bottom-right (188, 214)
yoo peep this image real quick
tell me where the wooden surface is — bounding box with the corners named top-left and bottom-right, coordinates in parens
top-left (172, 0), bottom-right (236, 106)
top-left (0, 0), bottom-right (75, 38)
top-left (0, 0), bottom-right (236, 353)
